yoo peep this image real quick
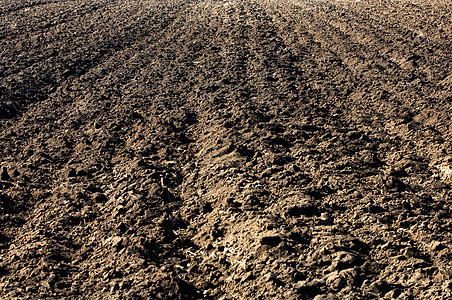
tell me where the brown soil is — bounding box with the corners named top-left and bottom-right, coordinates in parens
top-left (1, 0), bottom-right (452, 299)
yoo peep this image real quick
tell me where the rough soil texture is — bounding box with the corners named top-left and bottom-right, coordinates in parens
top-left (1, 0), bottom-right (452, 299)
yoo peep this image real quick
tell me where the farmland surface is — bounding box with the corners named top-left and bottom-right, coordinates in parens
top-left (1, 0), bottom-right (452, 298)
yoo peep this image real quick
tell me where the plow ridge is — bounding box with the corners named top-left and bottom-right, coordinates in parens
top-left (0, 0), bottom-right (451, 299)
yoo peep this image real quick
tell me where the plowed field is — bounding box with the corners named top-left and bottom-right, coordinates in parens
top-left (1, 0), bottom-right (452, 298)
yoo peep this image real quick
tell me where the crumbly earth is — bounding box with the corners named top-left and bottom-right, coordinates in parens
top-left (0, 0), bottom-right (451, 299)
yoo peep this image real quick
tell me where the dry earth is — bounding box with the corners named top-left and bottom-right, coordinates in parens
top-left (1, 0), bottom-right (452, 299)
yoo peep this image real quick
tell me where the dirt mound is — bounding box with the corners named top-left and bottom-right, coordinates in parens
top-left (1, 0), bottom-right (452, 298)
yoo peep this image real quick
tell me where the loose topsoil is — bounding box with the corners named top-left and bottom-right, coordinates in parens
top-left (1, 0), bottom-right (452, 299)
